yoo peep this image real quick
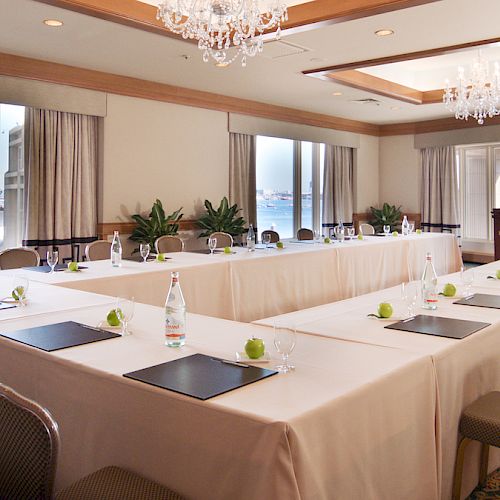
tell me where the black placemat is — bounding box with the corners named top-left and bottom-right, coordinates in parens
top-left (123, 255), bottom-right (158, 262)
top-left (23, 264), bottom-right (88, 273)
top-left (454, 293), bottom-right (500, 310)
top-left (124, 353), bottom-right (278, 400)
top-left (0, 302), bottom-right (17, 311)
top-left (0, 321), bottom-right (120, 352)
top-left (384, 314), bottom-right (490, 339)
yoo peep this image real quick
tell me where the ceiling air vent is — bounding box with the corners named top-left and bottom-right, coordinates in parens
top-left (350, 98), bottom-right (382, 106)
top-left (261, 40), bottom-right (310, 60)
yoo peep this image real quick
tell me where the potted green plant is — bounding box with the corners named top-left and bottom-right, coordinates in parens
top-left (197, 197), bottom-right (246, 238)
top-left (369, 203), bottom-right (402, 233)
top-left (129, 199), bottom-right (183, 252)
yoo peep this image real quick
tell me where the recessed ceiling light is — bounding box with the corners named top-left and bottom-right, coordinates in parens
top-left (332, 92), bottom-right (343, 96)
top-left (390, 106), bottom-right (400, 110)
top-left (375, 29), bottom-right (394, 37)
top-left (43, 19), bottom-right (63, 27)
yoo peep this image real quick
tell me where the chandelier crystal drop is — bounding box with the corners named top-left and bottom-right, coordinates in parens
top-left (443, 51), bottom-right (500, 125)
top-left (156, 0), bottom-right (288, 67)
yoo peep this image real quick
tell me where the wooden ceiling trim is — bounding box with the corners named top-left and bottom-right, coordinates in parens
top-left (324, 70), bottom-right (444, 105)
top-left (303, 37), bottom-right (500, 77)
top-left (0, 51), bottom-right (380, 136)
top-left (33, 0), bottom-right (440, 39)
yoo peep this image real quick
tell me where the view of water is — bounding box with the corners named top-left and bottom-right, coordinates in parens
top-left (257, 198), bottom-right (313, 239)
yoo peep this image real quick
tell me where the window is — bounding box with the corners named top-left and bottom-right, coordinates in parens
top-left (256, 136), bottom-right (324, 239)
top-left (457, 144), bottom-right (500, 241)
top-left (0, 104), bottom-right (25, 249)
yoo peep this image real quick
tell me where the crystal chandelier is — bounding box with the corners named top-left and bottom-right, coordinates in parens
top-left (443, 51), bottom-right (500, 125)
top-left (156, 0), bottom-right (288, 67)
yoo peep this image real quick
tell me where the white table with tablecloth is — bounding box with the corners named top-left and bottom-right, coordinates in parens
top-left (7, 233), bottom-right (461, 322)
top-left (254, 262), bottom-right (500, 500)
top-left (0, 304), bottom-right (439, 500)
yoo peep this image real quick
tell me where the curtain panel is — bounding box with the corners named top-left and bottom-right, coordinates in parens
top-left (23, 108), bottom-right (98, 262)
top-left (229, 132), bottom-right (256, 228)
top-left (322, 145), bottom-right (354, 230)
top-left (420, 146), bottom-right (460, 236)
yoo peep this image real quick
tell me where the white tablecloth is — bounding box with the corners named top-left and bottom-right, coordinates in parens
top-left (8, 233), bottom-right (461, 322)
top-left (254, 263), bottom-right (500, 499)
top-left (0, 304), bottom-right (439, 500)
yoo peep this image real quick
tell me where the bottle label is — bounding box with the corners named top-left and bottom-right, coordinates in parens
top-left (165, 312), bottom-right (186, 339)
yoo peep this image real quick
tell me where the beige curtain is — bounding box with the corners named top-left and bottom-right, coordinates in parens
top-left (322, 145), bottom-right (354, 232)
top-left (23, 108), bottom-right (98, 262)
top-left (229, 133), bottom-right (256, 228)
top-left (420, 146), bottom-right (460, 235)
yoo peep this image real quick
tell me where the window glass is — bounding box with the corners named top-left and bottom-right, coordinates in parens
top-left (301, 141), bottom-right (312, 230)
top-left (462, 147), bottom-right (488, 240)
top-left (256, 136), bottom-right (294, 238)
top-left (0, 104), bottom-right (25, 248)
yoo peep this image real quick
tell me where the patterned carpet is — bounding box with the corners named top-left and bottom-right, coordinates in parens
top-left (468, 468), bottom-right (500, 499)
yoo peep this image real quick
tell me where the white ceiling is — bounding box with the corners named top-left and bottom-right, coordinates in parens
top-left (0, 0), bottom-right (499, 124)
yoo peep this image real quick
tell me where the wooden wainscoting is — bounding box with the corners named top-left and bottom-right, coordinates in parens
top-left (353, 212), bottom-right (422, 232)
top-left (97, 220), bottom-right (199, 240)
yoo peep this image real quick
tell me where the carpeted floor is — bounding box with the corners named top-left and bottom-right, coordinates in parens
top-left (468, 468), bottom-right (500, 499)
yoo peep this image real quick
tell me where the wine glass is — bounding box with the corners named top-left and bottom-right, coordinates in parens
top-left (208, 237), bottom-right (217, 255)
top-left (401, 281), bottom-right (418, 319)
top-left (140, 243), bottom-right (150, 263)
top-left (313, 230), bottom-right (321, 243)
top-left (347, 227), bottom-right (355, 239)
top-left (461, 266), bottom-right (474, 297)
top-left (46, 250), bottom-right (58, 273)
top-left (12, 276), bottom-right (29, 306)
top-left (262, 233), bottom-right (271, 249)
top-left (273, 324), bottom-right (296, 373)
top-left (383, 225), bottom-right (391, 236)
top-left (116, 297), bottom-right (135, 336)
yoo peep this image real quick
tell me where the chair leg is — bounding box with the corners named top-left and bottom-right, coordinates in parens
top-left (453, 437), bottom-right (471, 500)
top-left (479, 443), bottom-right (489, 487)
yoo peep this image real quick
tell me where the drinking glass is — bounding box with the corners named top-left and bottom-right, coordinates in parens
top-left (313, 230), bottom-right (321, 243)
top-left (383, 225), bottom-right (391, 236)
top-left (273, 324), bottom-right (296, 373)
top-left (348, 227), bottom-right (355, 239)
top-left (12, 276), bottom-right (29, 306)
top-left (46, 250), bottom-right (58, 273)
top-left (208, 237), bottom-right (217, 255)
top-left (116, 297), bottom-right (135, 336)
top-left (408, 223), bottom-right (415, 234)
top-left (461, 266), bottom-right (474, 296)
top-left (262, 233), bottom-right (272, 249)
top-left (140, 243), bottom-right (150, 263)
top-left (401, 281), bottom-right (418, 318)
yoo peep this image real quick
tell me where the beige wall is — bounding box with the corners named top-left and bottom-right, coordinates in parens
top-left (354, 134), bottom-right (379, 213)
top-left (379, 135), bottom-right (420, 213)
top-left (100, 94), bottom-right (229, 223)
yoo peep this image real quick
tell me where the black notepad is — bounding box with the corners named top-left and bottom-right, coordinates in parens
top-left (23, 264), bottom-right (88, 273)
top-left (124, 353), bottom-right (278, 400)
top-left (0, 303), bottom-right (17, 311)
top-left (385, 314), bottom-right (490, 339)
top-left (123, 255), bottom-right (157, 262)
top-left (454, 294), bottom-right (500, 309)
top-left (0, 321), bottom-right (120, 352)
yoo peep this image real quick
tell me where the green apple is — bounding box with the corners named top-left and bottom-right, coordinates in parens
top-left (357, 234), bottom-right (363, 240)
top-left (416, 229), bottom-right (422, 235)
top-left (276, 241), bottom-right (284, 249)
top-left (377, 302), bottom-right (393, 318)
top-left (156, 253), bottom-right (166, 262)
top-left (323, 237), bottom-right (331, 244)
top-left (68, 261), bottom-right (79, 272)
top-left (442, 283), bottom-right (457, 297)
top-left (244, 337), bottom-right (265, 359)
top-left (496, 270), bottom-right (500, 280)
top-left (223, 246), bottom-right (232, 254)
top-left (106, 308), bottom-right (122, 327)
top-left (11, 286), bottom-right (25, 301)
top-left (392, 231), bottom-right (399, 237)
